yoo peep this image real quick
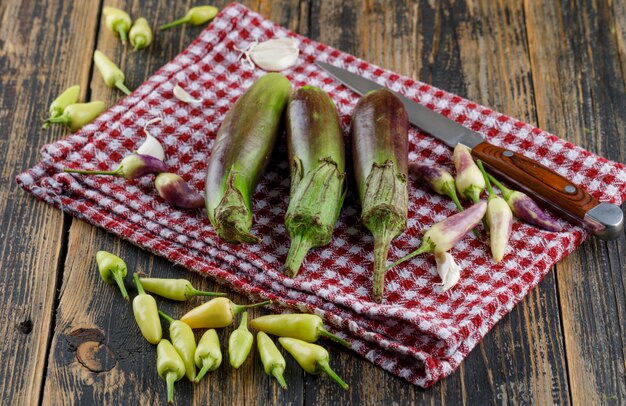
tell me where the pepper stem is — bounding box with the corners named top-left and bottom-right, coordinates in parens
top-left (232, 300), bottom-right (271, 315)
top-left (487, 173), bottom-right (513, 200)
top-left (386, 239), bottom-right (435, 270)
top-left (284, 233), bottom-right (314, 277)
top-left (372, 220), bottom-right (396, 303)
top-left (165, 371), bottom-right (176, 404)
top-left (271, 368), bottom-right (288, 389)
top-left (194, 357), bottom-right (216, 382)
top-left (186, 286), bottom-right (227, 298)
top-left (158, 310), bottom-right (175, 324)
top-left (115, 80), bottom-right (132, 96)
top-left (133, 37), bottom-right (145, 51)
top-left (318, 328), bottom-right (351, 348)
top-left (44, 114), bottom-right (70, 126)
top-left (114, 22), bottom-right (128, 44)
top-left (237, 311), bottom-right (248, 330)
top-left (159, 17), bottom-right (189, 31)
top-left (63, 166), bottom-right (123, 177)
top-left (133, 273), bottom-right (146, 295)
top-left (318, 360), bottom-right (348, 390)
top-left (476, 160), bottom-right (495, 197)
top-left (112, 270), bottom-right (129, 301)
top-left (441, 182), bottom-right (464, 212)
top-left (465, 185), bottom-right (482, 204)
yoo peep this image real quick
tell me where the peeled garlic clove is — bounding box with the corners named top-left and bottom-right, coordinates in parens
top-left (249, 38), bottom-right (299, 71)
top-left (173, 84), bottom-right (202, 104)
top-left (137, 118), bottom-right (165, 161)
top-left (434, 252), bottom-right (462, 292)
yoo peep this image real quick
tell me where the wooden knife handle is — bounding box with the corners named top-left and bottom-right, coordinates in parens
top-left (471, 142), bottom-right (626, 239)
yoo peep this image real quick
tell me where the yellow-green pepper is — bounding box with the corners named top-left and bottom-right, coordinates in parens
top-left (132, 273), bottom-right (162, 344)
top-left (44, 101), bottom-right (105, 132)
top-left (159, 6), bottom-right (218, 30)
top-left (279, 337), bottom-right (348, 389)
top-left (103, 6), bottom-right (132, 44)
top-left (257, 331), bottom-right (287, 389)
top-left (95, 250), bottom-right (128, 300)
top-left (249, 313), bottom-right (350, 347)
top-left (228, 311), bottom-right (253, 369)
top-left (194, 329), bottom-right (222, 382)
top-left (159, 311), bottom-right (196, 381)
top-left (179, 297), bottom-right (270, 329)
top-left (129, 17), bottom-right (153, 51)
top-left (43, 85), bottom-right (80, 129)
top-left (157, 339), bottom-right (186, 404)
top-left (139, 277), bottom-right (226, 301)
top-left (93, 50), bottom-right (132, 95)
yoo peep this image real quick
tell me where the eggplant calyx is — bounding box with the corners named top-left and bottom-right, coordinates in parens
top-left (213, 172), bottom-right (260, 244)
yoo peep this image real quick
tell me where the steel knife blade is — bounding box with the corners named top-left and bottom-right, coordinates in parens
top-left (316, 61), bottom-right (624, 240)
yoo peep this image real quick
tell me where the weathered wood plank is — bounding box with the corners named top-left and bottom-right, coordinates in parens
top-left (0, 0), bottom-right (100, 404)
top-left (524, 0), bottom-right (626, 404)
top-left (41, 1), bottom-right (308, 405)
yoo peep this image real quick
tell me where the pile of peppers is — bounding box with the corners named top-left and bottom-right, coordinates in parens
top-left (95, 251), bottom-right (351, 404)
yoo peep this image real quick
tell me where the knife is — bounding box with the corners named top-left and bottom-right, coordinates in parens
top-left (316, 61), bottom-right (624, 240)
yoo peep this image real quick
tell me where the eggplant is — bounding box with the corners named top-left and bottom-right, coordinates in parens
top-left (283, 86), bottom-right (346, 277)
top-left (351, 88), bottom-right (409, 302)
top-left (205, 73), bottom-right (292, 243)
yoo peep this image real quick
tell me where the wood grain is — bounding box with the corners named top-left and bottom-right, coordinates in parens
top-left (0, 0), bottom-right (100, 404)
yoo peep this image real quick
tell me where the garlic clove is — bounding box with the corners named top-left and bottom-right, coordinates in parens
top-left (434, 252), bottom-right (462, 292)
top-left (249, 38), bottom-right (299, 71)
top-left (137, 117), bottom-right (165, 161)
top-left (173, 84), bottom-right (202, 104)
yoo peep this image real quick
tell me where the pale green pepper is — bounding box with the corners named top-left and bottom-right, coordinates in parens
top-left (159, 311), bottom-right (197, 382)
top-left (228, 311), bottom-right (253, 369)
top-left (132, 273), bottom-right (162, 344)
top-left (103, 7), bottom-right (132, 44)
top-left (139, 277), bottom-right (226, 301)
top-left (159, 6), bottom-right (218, 30)
top-left (94, 50), bottom-right (132, 95)
top-left (279, 337), bottom-right (348, 389)
top-left (249, 314), bottom-right (350, 347)
top-left (157, 339), bottom-right (186, 404)
top-left (44, 101), bottom-right (105, 132)
top-left (95, 251), bottom-right (128, 300)
top-left (129, 17), bottom-right (153, 51)
top-left (194, 329), bottom-right (222, 382)
top-left (257, 331), bottom-right (287, 389)
top-left (43, 85), bottom-right (80, 129)
top-left (180, 297), bottom-right (270, 329)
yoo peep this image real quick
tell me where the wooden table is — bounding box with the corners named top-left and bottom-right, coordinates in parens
top-left (1, 1), bottom-right (625, 404)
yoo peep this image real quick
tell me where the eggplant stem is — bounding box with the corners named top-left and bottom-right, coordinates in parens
top-left (372, 221), bottom-right (396, 303)
top-left (318, 328), bottom-right (351, 347)
top-left (318, 360), bottom-right (348, 390)
top-left (284, 233), bottom-right (313, 277)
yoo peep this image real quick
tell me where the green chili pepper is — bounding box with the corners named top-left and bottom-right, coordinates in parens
top-left (93, 50), bottom-right (132, 96)
top-left (194, 329), bottom-right (222, 382)
top-left (103, 6), bottom-right (132, 44)
top-left (42, 85), bottom-right (80, 129)
top-left (95, 251), bottom-right (129, 300)
top-left (180, 297), bottom-right (271, 329)
top-left (157, 339), bottom-right (186, 404)
top-left (129, 17), bottom-right (153, 51)
top-left (257, 332), bottom-right (287, 389)
top-left (278, 337), bottom-right (348, 390)
top-left (249, 314), bottom-right (350, 347)
top-left (132, 273), bottom-right (162, 344)
top-left (139, 277), bottom-right (226, 301)
top-left (159, 310), bottom-right (197, 382)
top-left (43, 101), bottom-right (105, 132)
top-left (159, 6), bottom-right (218, 30)
top-left (228, 311), bottom-right (253, 369)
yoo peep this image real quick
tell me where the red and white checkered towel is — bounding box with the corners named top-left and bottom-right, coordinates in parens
top-left (17, 3), bottom-right (626, 387)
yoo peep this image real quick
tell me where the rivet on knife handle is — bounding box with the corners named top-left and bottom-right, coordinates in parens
top-left (470, 142), bottom-right (624, 240)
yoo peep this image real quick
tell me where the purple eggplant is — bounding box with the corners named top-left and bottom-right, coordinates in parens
top-left (410, 161), bottom-right (463, 211)
top-left (487, 174), bottom-right (563, 232)
top-left (204, 73), bottom-right (292, 244)
top-left (283, 86), bottom-right (346, 277)
top-left (64, 153), bottom-right (167, 179)
top-left (154, 173), bottom-right (204, 209)
top-left (387, 200), bottom-right (487, 270)
top-left (351, 89), bottom-right (409, 302)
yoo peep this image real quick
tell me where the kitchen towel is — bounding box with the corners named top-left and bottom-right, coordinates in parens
top-left (17, 3), bottom-right (626, 388)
